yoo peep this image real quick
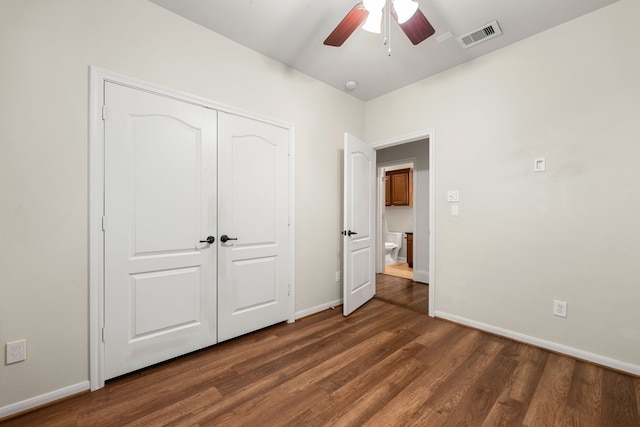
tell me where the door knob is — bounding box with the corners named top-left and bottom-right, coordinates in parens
top-left (199, 236), bottom-right (215, 244)
top-left (347, 230), bottom-right (358, 236)
top-left (220, 235), bottom-right (238, 243)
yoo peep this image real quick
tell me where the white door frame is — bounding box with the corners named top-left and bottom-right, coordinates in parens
top-left (88, 66), bottom-right (296, 390)
top-left (370, 130), bottom-right (436, 317)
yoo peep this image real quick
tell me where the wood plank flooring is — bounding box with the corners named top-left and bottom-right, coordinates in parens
top-left (375, 273), bottom-right (428, 313)
top-left (2, 298), bottom-right (639, 426)
top-left (384, 262), bottom-right (414, 280)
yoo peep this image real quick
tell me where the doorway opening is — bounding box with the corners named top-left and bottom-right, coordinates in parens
top-left (379, 160), bottom-right (415, 281)
top-left (371, 131), bottom-right (434, 316)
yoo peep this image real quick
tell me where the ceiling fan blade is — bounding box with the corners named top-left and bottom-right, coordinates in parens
top-left (324, 2), bottom-right (368, 47)
top-left (391, 7), bottom-right (435, 45)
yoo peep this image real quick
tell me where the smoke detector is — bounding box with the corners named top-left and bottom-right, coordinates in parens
top-left (457, 21), bottom-right (502, 49)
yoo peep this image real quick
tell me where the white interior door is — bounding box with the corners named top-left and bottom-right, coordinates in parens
top-left (217, 112), bottom-right (290, 342)
top-left (343, 133), bottom-right (376, 316)
top-left (103, 82), bottom-right (217, 379)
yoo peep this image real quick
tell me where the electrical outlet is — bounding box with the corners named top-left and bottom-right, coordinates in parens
top-left (6, 339), bottom-right (27, 364)
top-left (553, 300), bottom-right (567, 318)
top-left (335, 271), bottom-right (341, 283)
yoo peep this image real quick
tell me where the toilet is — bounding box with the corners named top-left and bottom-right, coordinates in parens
top-left (384, 232), bottom-right (403, 264)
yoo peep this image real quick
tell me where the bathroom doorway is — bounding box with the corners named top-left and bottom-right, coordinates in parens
top-left (373, 135), bottom-right (432, 314)
top-left (379, 161), bottom-right (415, 280)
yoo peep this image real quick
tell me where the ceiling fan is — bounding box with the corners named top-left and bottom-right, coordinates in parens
top-left (324, 0), bottom-right (435, 48)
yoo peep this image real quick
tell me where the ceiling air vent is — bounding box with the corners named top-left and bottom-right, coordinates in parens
top-left (457, 21), bottom-right (502, 49)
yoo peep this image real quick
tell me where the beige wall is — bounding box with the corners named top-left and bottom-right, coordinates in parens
top-left (0, 0), bottom-right (363, 410)
top-left (367, 0), bottom-right (640, 369)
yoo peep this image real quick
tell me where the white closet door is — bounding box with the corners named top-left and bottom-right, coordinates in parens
top-left (217, 112), bottom-right (290, 342)
top-left (103, 82), bottom-right (217, 379)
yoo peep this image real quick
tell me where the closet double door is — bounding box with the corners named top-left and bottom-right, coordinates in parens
top-left (103, 83), bottom-right (290, 380)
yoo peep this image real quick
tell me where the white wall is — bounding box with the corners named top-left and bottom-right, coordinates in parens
top-left (366, 0), bottom-right (640, 371)
top-left (0, 0), bottom-right (364, 411)
top-left (377, 141), bottom-right (429, 280)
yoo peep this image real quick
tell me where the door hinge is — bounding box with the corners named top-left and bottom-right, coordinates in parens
top-left (102, 105), bottom-right (107, 120)
top-left (101, 327), bottom-right (105, 342)
top-left (101, 216), bottom-right (107, 231)
top-left (288, 284), bottom-right (291, 296)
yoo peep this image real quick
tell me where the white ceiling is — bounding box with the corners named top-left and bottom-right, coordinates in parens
top-left (148, 0), bottom-right (619, 101)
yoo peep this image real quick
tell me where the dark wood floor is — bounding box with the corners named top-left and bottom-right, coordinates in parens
top-left (375, 273), bottom-right (428, 313)
top-left (3, 294), bottom-right (639, 426)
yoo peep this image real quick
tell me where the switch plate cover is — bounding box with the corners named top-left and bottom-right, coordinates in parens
top-left (553, 300), bottom-right (567, 318)
top-left (6, 339), bottom-right (27, 364)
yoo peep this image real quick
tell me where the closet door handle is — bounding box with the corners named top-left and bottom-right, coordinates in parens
top-left (347, 230), bottom-right (358, 236)
top-left (199, 236), bottom-right (215, 244)
top-left (220, 235), bottom-right (237, 243)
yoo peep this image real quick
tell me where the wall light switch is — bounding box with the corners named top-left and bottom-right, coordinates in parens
top-left (447, 191), bottom-right (460, 202)
top-left (534, 158), bottom-right (546, 172)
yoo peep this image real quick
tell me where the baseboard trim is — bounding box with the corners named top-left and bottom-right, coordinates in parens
top-left (0, 381), bottom-right (90, 420)
top-left (435, 311), bottom-right (640, 376)
top-left (295, 299), bottom-right (343, 320)
top-left (413, 270), bottom-right (429, 283)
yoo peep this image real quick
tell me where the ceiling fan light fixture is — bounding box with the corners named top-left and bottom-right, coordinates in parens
top-left (362, 0), bottom-right (385, 13)
top-left (393, 0), bottom-right (418, 24)
top-left (362, 11), bottom-right (383, 33)
top-left (324, 0), bottom-right (434, 49)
